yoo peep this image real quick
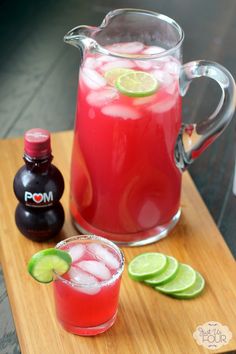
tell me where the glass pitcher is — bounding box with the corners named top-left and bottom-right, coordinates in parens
top-left (65, 8), bottom-right (235, 246)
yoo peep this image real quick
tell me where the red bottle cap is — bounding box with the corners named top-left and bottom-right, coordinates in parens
top-left (24, 128), bottom-right (51, 158)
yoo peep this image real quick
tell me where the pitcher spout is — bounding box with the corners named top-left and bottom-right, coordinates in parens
top-left (64, 25), bottom-right (98, 51)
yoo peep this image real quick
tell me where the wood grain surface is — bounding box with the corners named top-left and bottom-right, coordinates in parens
top-left (0, 131), bottom-right (235, 354)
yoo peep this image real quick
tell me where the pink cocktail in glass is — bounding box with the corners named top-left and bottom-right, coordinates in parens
top-left (70, 43), bottom-right (182, 244)
top-left (53, 235), bottom-right (124, 336)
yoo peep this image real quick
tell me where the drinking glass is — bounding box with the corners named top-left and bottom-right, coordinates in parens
top-left (53, 235), bottom-right (125, 336)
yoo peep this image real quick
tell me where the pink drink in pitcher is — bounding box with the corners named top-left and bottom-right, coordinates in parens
top-left (66, 9), bottom-right (235, 245)
top-left (53, 235), bottom-right (124, 335)
top-left (70, 42), bottom-right (182, 243)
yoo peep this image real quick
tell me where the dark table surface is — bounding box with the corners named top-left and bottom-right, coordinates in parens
top-left (0, 0), bottom-right (235, 353)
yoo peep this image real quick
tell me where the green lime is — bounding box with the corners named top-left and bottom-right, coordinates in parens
top-left (155, 263), bottom-right (196, 294)
top-left (116, 71), bottom-right (159, 97)
top-left (128, 253), bottom-right (167, 281)
top-left (28, 248), bottom-right (72, 283)
top-left (170, 271), bottom-right (205, 299)
top-left (144, 256), bottom-right (179, 286)
top-left (104, 67), bottom-right (133, 85)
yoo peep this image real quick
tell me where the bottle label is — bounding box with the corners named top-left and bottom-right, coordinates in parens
top-left (24, 191), bottom-right (53, 207)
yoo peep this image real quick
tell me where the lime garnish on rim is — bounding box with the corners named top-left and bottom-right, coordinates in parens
top-left (104, 67), bottom-right (133, 85)
top-left (128, 252), bottom-right (167, 281)
top-left (28, 248), bottom-right (72, 283)
top-left (155, 263), bottom-right (196, 294)
top-left (170, 271), bottom-right (205, 299)
top-left (115, 71), bottom-right (159, 97)
top-left (144, 256), bottom-right (179, 286)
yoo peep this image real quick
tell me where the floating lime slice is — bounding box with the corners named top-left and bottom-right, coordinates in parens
top-left (28, 248), bottom-right (72, 283)
top-left (104, 67), bottom-right (133, 85)
top-left (116, 71), bottom-right (159, 97)
top-left (128, 253), bottom-right (167, 281)
top-left (144, 256), bottom-right (179, 286)
top-left (155, 263), bottom-right (196, 294)
top-left (170, 271), bottom-right (205, 299)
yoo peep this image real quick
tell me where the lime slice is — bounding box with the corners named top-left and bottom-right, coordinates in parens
top-left (155, 263), bottom-right (196, 293)
top-left (144, 256), bottom-right (179, 286)
top-left (170, 271), bottom-right (205, 299)
top-left (105, 68), bottom-right (133, 85)
top-left (128, 253), bottom-right (167, 281)
top-left (116, 71), bottom-right (159, 97)
top-left (28, 248), bottom-right (72, 283)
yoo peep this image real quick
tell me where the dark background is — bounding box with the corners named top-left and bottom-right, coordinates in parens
top-left (0, 0), bottom-right (235, 352)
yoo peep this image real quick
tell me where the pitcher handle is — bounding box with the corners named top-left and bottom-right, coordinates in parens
top-left (175, 60), bottom-right (236, 171)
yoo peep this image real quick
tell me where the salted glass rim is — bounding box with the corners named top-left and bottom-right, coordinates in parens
top-left (93, 8), bottom-right (185, 60)
top-left (54, 235), bottom-right (125, 288)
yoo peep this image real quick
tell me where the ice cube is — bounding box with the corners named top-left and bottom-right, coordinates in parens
top-left (166, 82), bottom-right (177, 95)
top-left (152, 56), bottom-right (172, 65)
top-left (84, 57), bottom-right (101, 69)
top-left (148, 95), bottom-right (178, 113)
top-left (133, 95), bottom-right (156, 106)
top-left (164, 61), bottom-right (180, 76)
top-left (107, 42), bottom-right (144, 54)
top-left (138, 201), bottom-right (160, 228)
top-left (97, 55), bottom-right (118, 63)
top-left (142, 46), bottom-right (165, 55)
top-left (101, 59), bottom-right (134, 72)
top-left (81, 68), bottom-right (106, 90)
top-left (152, 69), bottom-right (174, 87)
top-left (134, 60), bottom-right (152, 70)
top-left (78, 260), bottom-right (111, 280)
top-left (152, 69), bottom-right (177, 95)
top-left (86, 88), bottom-right (118, 107)
top-left (87, 243), bottom-right (120, 270)
top-left (102, 104), bottom-right (141, 120)
top-left (69, 267), bottom-right (100, 295)
top-left (88, 108), bottom-right (96, 119)
top-left (69, 266), bottom-right (95, 284)
top-left (68, 244), bottom-right (86, 263)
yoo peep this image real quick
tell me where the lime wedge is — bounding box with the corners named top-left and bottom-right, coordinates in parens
top-left (128, 253), bottom-right (167, 281)
top-left (155, 263), bottom-right (196, 293)
top-left (28, 248), bottom-right (72, 283)
top-left (105, 68), bottom-right (133, 85)
top-left (116, 71), bottom-right (159, 97)
top-left (144, 256), bottom-right (179, 286)
top-left (170, 271), bottom-right (205, 299)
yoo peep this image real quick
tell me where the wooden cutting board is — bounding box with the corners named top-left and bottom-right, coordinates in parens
top-left (0, 131), bottom-right (235, 354)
